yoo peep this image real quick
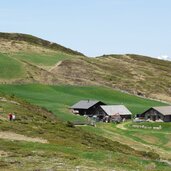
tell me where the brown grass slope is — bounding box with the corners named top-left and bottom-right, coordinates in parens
top-left (53, 54), bottom-right (171, 102)
top-left (0, 32), bottom-right (84, 56)
top-left (0, 33), bottom-right (171, 102)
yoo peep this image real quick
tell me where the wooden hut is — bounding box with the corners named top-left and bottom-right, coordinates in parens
top-left (70, 100), bottom-right (105, 116)
top-left (140, 106), bottom-right (171, 122)
top-left (97, 105), bottom-right (132, 122)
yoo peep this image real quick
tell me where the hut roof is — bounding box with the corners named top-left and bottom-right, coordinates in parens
top-left (71, 100), bottom-right (102, 109)
top-left (153, 106), bottom-right (171, 116)
top-left (100, 105), bottom-right (132, 116)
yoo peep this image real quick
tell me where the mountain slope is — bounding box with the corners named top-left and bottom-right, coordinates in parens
top-left (0, 33), bottom-right (171, 103)
top-left (1, 33), bottom-right (171, 170)
top-left (1, 95), bottom-right (166, 171)
top-left (0, 32), bottom-right (84, 56)
top-left (51, 54), bottom-right (171, 102)
top-left (0, 32), bottom-right (84, 84)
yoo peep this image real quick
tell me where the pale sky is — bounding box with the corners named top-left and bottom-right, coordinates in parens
top-left (0, 0), bottom-right (171, 58)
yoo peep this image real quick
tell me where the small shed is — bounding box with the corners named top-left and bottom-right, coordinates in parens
top-left (70, 100), bottom-right (105, 116)
top-left (140, 106), bottom-right (171, 122)
top-left (98, 105), bottom-right (132, 121)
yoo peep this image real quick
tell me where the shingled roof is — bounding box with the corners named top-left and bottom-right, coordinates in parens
top-left (71, 100), bottom-right (101, 109)
top-left (100, 105), bottom-right (132, 116)
top-left (152, 106), bottom-right (171, 116)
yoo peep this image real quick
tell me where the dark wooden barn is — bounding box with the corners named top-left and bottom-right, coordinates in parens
top-left (70, 100), bottom-right (106, 116)
top-left (140, 106), bottom-right (171, 122)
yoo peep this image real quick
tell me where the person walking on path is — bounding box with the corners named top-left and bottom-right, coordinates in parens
top-left (12, 113), bottom-right (16, 121)
top-left (8, 113), bottom-right (13, 121)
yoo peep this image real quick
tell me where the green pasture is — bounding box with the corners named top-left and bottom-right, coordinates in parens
top-left (0, 84), bottom-right (166, 121)
top-left (0, 84), bottom-right (171, 170)
top-left (13, 52), bottom-right (72, 66)
top-left (0, 53), bottom-right (25, 79)
top-left (1, 98), bottom-right (169, 171)
top-left (0, 98), bottom-right (169, 171)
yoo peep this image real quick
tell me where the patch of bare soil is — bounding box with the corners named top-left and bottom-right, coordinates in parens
top-left (0, 151), bottom-right (9, 157)
top-left (0, 132), bottom-right (48, 144)
top-left (151, 93), bottom-right (171, 103)
top-left (0, 97), bottom-right (20, 105)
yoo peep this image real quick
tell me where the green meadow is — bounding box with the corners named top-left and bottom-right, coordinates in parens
top-left (0, 84), bottom-right (171, 170)
top-left (0, 53), bottom-right (25, 79)
top-left (0, 84), bottom-right (166, 121)
top-left (0, 51), bottom-right (75, 80)
top-left (12, 52), bottom-right (72, 66)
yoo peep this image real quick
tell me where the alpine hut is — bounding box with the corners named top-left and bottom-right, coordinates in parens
top-left (70, 100), bottom-right (105, 116)
top-left (140, 106), bottom-right (171, 122)
top-left (98, 105), bottom-right (132, 122)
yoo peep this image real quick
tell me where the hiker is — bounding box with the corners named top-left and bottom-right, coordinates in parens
top-left (8, 113), bottom-right (16, 121)
top-left (8, 113), bottom-right (13, 121)
top-left (12, 113), bottom-right (16, 121)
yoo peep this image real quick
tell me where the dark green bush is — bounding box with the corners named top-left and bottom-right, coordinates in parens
top-left (66, 121), bottom-right (75, 128)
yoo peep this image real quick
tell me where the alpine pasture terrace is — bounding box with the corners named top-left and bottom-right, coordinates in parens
top-left (0, 33), bottom-right (171, 171)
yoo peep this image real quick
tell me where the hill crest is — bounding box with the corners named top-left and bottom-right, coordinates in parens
top-left (0, 32), bottom-right (84, 56)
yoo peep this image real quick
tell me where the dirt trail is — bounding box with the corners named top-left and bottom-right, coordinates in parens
top-left (0, 131), bottom-right (48, 144)
top-left (49, 61), bottom-right (62, 72)
top-left (0, 97), bottom-right (20, 105)
top-left (116, 122), bottom-right (128, 130)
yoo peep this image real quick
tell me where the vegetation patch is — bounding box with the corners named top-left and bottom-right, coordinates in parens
top-left (0, 84), bottom-right (166, 121)
top-left (13, 52), bottom-right (72, 66)
top-left (0, 53), bottom-right (25, 79)
top-left (0, 95), bottom-right (169, 170)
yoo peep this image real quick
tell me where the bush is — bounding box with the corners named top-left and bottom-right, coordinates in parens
top-left (66, 121), bottom-right (75, 128)
top-left (142, 151), bottom-right (160, 160)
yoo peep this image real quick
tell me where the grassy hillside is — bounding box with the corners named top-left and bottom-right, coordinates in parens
top-left (0, 32), bottom-right (84, 56)
top-left (0, 85), bottom-right (171, 170)
top-left (1, 33), bottom-right (171, 170)
top-left (0, 33), bottom-right (171, 103)
top-left (54, 54), bottom-right (171, 102)
top-left (1, 95), bottom-right (169, 170)
top-left (13, 52), bottom-right (71, 66)
top-left (0, 84), bottom-right (166, 121)
top-left (0, 53), bottom-right (25, 79)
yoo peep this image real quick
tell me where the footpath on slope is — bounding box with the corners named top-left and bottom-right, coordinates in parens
top-left (116, 121), bottom-right (128, 130)
top-left (49, 61), bottom-right (62, 72)
top-left (0, 131), bottom-right (48, 144)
